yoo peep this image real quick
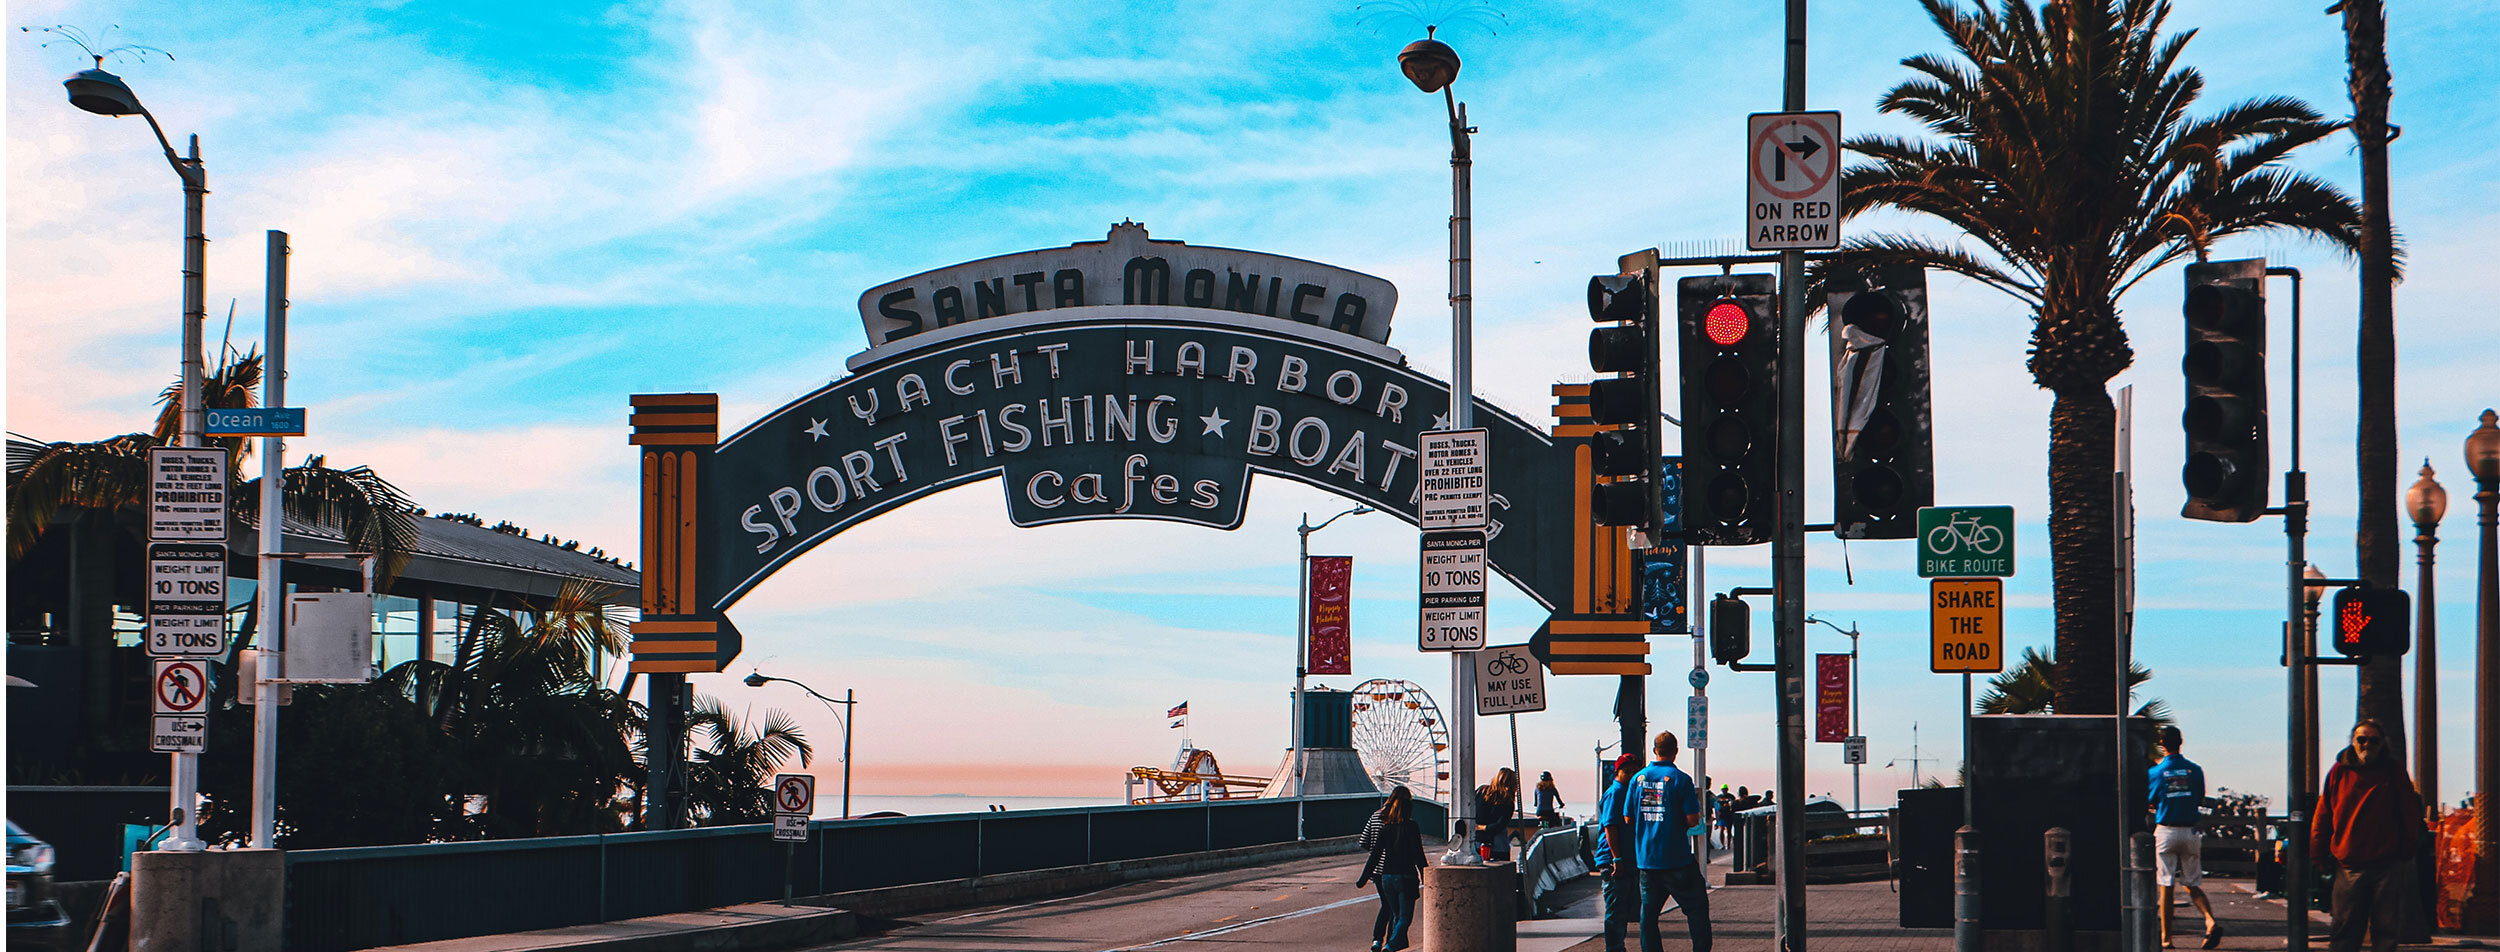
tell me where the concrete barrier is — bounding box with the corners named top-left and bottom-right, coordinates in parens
top-left (821, 833), bottom-right (1368, 919)
top-left (131, 849), bottom-right (284, 952)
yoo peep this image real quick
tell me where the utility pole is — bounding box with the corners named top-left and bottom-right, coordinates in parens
top-left (1773, 1), bottom-right (1812, 947)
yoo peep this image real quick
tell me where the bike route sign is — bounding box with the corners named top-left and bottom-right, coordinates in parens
top-left (1473, 644), bottom-right (1545, 715)
top-left (1917, 505), bottom-right (2014, 577)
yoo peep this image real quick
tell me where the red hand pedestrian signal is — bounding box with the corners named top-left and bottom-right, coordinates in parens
top-left (2330, 587), bottom-right (2410, 657)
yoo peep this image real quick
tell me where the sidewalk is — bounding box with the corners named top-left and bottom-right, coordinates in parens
top-left (1532, 852), bottom-right (2493, 951)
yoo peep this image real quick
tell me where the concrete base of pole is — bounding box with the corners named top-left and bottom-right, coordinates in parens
top-left (1416, 862), bottom-right (1515, 952)
top-left (1954, 827), bottom-right (1982, 952)
top-left (131, 848), bottom-right (284, 952)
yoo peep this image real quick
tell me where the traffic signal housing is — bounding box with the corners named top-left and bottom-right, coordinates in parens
top-left (1641, 458), bottom-right (1687, 633)
top-left (1826, 265), bottom-right (1935, 538)
top-left (2181, 258), bottom-right (2269, 522)
top-left (2330, 586), bottom-right (2411, 657)
top-left (1587, 272), bottom-right (1662, 536)
top-left (1678, 274), bottom-right (1780, 545)
top-left (1708, 594), bottom-right (1751, 664)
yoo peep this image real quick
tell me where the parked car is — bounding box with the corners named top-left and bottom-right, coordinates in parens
top-left (7, 821), bottom-right (72, 951)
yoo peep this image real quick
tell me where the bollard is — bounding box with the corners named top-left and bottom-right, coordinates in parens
top-left (2043, 827), bottom-right (2073, 952)
top-left (1415, 862), bottom-right (1516, 952)
top-left (1954, 826), bottom-right (1982, 952)
top-left (2121, 831), bottom-right (2157, 952)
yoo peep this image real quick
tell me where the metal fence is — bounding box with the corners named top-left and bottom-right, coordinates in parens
top-left (283, 793), bottom-right (1439, 952)
top-left (1729, 807), bottom-right (1892, 882)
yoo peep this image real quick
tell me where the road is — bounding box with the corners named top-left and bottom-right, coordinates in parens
top-left (797, 852), bottom-right (1424, 952)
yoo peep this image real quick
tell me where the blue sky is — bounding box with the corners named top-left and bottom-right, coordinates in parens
top-left (9, 0), bottom-right (2496, 809)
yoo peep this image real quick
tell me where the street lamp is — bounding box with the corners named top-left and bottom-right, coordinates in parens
top-left (744, 672), bottom-right (855, 819)
top-left (1397, 24), bottom-right (1480, 865)
top-left (65, 58), bottom-right (209, 854)
top-left (2466, 408), bottom-right (2500, 928)
top-left (1806, 616), bottom-right (1863, 813)
top-left (1294, 505), bottom-right (1372, 840)
top-left (2408, 460), bottom-right (2447, 816)
top-left (2303, 563), bottom-right (2329, 790)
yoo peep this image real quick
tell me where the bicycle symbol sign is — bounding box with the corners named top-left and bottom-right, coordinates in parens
top-left (1474, 645), bottom-right (1546, 716)
top-left (1917, 506), bottom-right (2015, 578)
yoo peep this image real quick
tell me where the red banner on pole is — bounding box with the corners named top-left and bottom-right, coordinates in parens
top-left (1815, 653), bottom-right (1850, 743)
top-left (1307, 556), bottom-right (1353, 675)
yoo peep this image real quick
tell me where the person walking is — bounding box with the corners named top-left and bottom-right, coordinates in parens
top-left (1475, 766), bottom-right (1521, 861)
top-left (2148, 725), bottom-right (2221, 948)
top-left (1595, 753), bottom-right (1642, 952)
top-left (1621, 730), bottom-right (1709, 952)
top-left (1534, 771), bottom-right (1567, 826)
top-left (1356, 785), bottom-right (1426, 952)
top-left (2311, 720), bottom-right (2422, 952)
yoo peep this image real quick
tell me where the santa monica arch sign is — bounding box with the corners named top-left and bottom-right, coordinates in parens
top-left (623, 223), bottom-right (1635, 676)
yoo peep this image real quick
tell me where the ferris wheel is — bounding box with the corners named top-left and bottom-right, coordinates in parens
top-left (1349, 678), bottom-right (1452, 803)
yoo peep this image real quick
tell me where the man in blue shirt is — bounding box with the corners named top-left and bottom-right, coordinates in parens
top-left (1594, 753), bottom-right (1642, 952)
top-left (2148, 725), bottom-right (2219, 948)
top-left (1617, 730), bottom-right (1709, 952)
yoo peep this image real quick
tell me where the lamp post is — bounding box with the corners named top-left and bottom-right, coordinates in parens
top-left (1397, 25), bottom-right (1480, 862)
top-left (2466, 408), bottom-right (2500, 927)
top-left (2408, 461), bottom-right (2447, 815)
top-left (1294, 506), bottom-right (1373, 840)
top-left (1807, 616), bottom-right (1862, 813)
top-left (744, 673), bottom-right (854, 819)
top-left (2304, 563), bottom-right (2328, 791)
top-left (64, 59), bottom-right (208, 854)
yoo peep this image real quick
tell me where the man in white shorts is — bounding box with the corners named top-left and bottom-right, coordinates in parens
top-left (2148, 725), bottom-right (2220, 948)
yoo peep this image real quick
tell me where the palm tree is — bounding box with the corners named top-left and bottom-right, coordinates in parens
top-left (2330, 0), bottom-right (2408, 767)
top-left (396, 581), bottom-right (645, 838)
top-left (1979, 645), bottom-right (2173, 728)
top-left (680, 696), bottom-right (813, 826)
top-left (1832, 0), bottom-right (2362, 713)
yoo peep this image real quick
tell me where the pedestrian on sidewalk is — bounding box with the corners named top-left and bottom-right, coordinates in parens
top-left (1623, 731), bottom-right (1709, 952)
top-left (1535, 771), bottom-right (1567, 827)
top-left (2148, 725), bottom-right (2222, 948)
top-left (2311, 720), bottom-right (2422, 952)
top-left (1475, 767), bottom-right (1521, 861)
top-left (1596, 753), bottom-right (1642, 952)
top-left (1356, 785), bottom-right (1426, 952)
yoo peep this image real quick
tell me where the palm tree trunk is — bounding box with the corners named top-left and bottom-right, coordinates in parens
top-left (2341, 0), bottom-right (2407, 759)
top-left (2049, 384), bottom-right (2118, 715)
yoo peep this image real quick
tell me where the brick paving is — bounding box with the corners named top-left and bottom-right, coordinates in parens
top-left (1533, 853), bottom-right (2492, 952)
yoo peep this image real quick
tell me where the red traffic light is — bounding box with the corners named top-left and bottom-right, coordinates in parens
top-left (1705, 301), bottom-right (1750, 346)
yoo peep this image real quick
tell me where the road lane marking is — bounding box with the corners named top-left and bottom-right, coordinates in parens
top-left (1098, 894), bottom-right (1373, 951)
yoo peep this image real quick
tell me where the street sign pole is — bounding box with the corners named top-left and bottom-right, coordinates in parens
top-left (253, 231), bottom-right (289, 849)
top-left (1773, 2), bottom-right (1813, 946)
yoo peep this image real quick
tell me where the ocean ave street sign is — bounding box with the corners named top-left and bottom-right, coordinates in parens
top-left (1930, 577), bottom-right (2005, 673)
top-left (1473, 644), bottom-right (1545, 715)
top-left (1418, 530), bottom-right (1489, 651)
top-left (1418, 428), bottom-right (1490, 530)
top-left (1746, 111), bottom-right (1842, 250)
top-left (1918, 505), bottom-right (2014, 577)
top-left (148, 447), bottom-right (228, 542)
top-left (205, 406), bottom-right (307, 437)
top-left (147, 543), bottom-right (228, 656)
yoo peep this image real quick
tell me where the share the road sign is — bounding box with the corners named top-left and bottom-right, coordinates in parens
top-left (1930, 577), bottom-right (2005, 673)
top-left (1746, 111), bottom-right (1842, 251)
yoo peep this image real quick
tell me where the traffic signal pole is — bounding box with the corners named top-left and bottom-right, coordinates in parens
top-left (1774, 1), bottom-right (1811, 948)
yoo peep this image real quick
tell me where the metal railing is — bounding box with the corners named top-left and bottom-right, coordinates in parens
top-left (283, 793), bottom-right (1441, 952)
top-left (1729, 808), bottom-right (1891, 882)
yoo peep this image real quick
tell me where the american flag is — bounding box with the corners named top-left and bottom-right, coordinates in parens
top-left (1167, 701), bottom-right (1188, 718)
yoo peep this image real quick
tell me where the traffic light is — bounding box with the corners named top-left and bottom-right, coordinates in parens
top-left (1588, 272), bottom-right (1662, 536)
top-left (1708, 594), bottom-right (1751, 664)
top-left (2330, 586), bottom-right (2411, 657)
top-left (2181, 258), bottom-right (2269, 522)
top-left (1827, 265), bottom-right (1935, 539)
top-left (1677, 274), bottom-right (1779, 545)
top-left (1641, 458), bottom-right (1687, 633)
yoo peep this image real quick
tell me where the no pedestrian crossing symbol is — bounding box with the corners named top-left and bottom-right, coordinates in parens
top-left (1746, 111), bottom-right (1842, 251)
top-left (1918, 506), bottom-right (2014, 578)
top-left (772, 773), bottom-right (814, 843)
top-left (1929, 577), bottom-right (2004, 673)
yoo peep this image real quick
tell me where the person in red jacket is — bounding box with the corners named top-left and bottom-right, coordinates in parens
top-left (2310, 720), bottom-right (2421, 952)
